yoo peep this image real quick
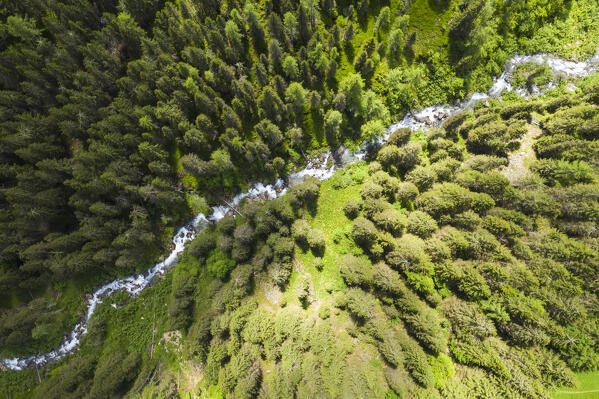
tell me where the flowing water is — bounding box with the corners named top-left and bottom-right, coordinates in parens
top-left (2, 48), bottom-right (599, 371)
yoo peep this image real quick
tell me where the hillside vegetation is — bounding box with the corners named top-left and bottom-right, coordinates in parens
top-left (1, 0), bottom-right (599, 398)
top-left (3, 72), bottom-right (599, 398)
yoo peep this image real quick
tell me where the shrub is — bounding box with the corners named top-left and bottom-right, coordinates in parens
top-left (400, 333), bottom-right (435, 387)
top-left (387, 128), bottom-right (411, 146)
top-left (218, 215), bottom-right (237, 234)
top-left (291, 219), bottom-right (311, 247)
top-left (442, 112), bottom-right (470, 137)
top-left (396, 182), bottom-right (419, 203)
top-left (406, 166), bottom-right (437, 192)
top-left (386, 233), bottom-right (430, 272)
top-left (532, 159), bottom-right (594, 186)
top-left (466, 120), bottom-right (509, 156)
top-left (345, 288), bottom-right (378, 320)
top-left (372, 262), bottom-right (406, 295)
top-left (352, 216), bottom-right (378, 248)
top-left (360, 180), bottom-right (384, 199)
top-left (362, 198), bottom-right (392, 219)
top-left (90, 351), bottom-right (140, 399)
top-left (471, 193), bottom-right (495, 214)
top-left (377, 144), bottom-right (401, 170)
top-left (513, 189), bottom-right (561, 218)
top-left (313, 257), bottom-right (324, 271)
top-left (424, 237), bottom-right (452, 262)
top-left (206, 248), bottom-right (237, 280)
top-left (340, 254), bottom-right (373, 287)
top-left (368, 161), bottom-right (383, 175)
top-left (287, 177), bottom-right (321, 211)
top-left (451, 210), bottom-right (481, 230)
top-left (371, 170), bottom-right (401, 200)
top-left (415, 183), bottom-right (474, 219)
top-left (465, 155), bottom-right (508, 172)
top-left (343, 198), bottom-right (362, 219)
top-left (397, 142), bottom-right (422, 172)
top-left (372, 208), bottom-right (406, 236)
top-left (431, 158), bottom-right (460, 182)
top-left (308, 229), bottom-right (326, 255)
top-left (189, 232), bottom-right (216, 260)
top-left (407, 211), bottom-right (438, 238)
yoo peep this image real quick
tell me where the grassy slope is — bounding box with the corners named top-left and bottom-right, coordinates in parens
top-left (552, 372), bottom-right (599, 399)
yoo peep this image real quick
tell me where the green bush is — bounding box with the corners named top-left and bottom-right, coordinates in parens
top-left (291, 219), bottom-right (311, 247)
top-left (361, 180), bottom-right (385, 200)
top-left (218, 215), bottom-right (237, 234)
top-left (396, 182), bottom-right (419, 204)
top-left (407, 211), bottom-right (438, 238)
top-left (386, 234), bottom-right (432, 274)
top-left (343, 198), bottom-right (362, 219)
top-left (378, 330), bottom-right (404, 367)
top-left (372, 262), bottom-right (406, 295)
top-left (406, 166), bottom-right (437, 192)
top-left (465, 155), bottom-right (508, 172)
top-left (397, 142), bottom-right (423, 173)
top-left (424, 237), bottom-right (452, 262)
top-left (308, 229), bottom-right (326, 255)
top-left (415, 183), bottom-right (475, 219)
top-left (387, 128), bottom-right (412, 146)
top-left (340, 254), bottom-right (373, 287)
top-left (90, 351), bottom-right (140, 399)
top-left (451, 210), bottom-right (481, 230)
top-left (206, 248), bottom-right (237, 280)
top-left (441, 112), bottom-right (470, 137)
top-left (345, 288), bottom-right (378, 321)
top-left (371, 171), bottom-right (401, 200)
top-left (404, 308), bottom-right (447, 354)
top-left (532, 159), bottom-right (594, 186)
top-left (314, 257), bottom-right (324, 271)
top-left (189, 231), bottom-right (216, 260)
top-left (372, 208), bottom-right (407, 236)
top-left (288, 177), bottom-right (321, 211)
top-left (430, 158), bottom-right (460, 182)
top-left (471, 193), bottom-right (495, 214)
top-left (399, 332), bottom-right (435, 387)
top-left (352, 216), bottom-right (378, 248)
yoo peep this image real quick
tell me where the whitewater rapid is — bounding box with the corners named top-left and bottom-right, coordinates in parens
top-left (2, 48), bottom-right (598, 371)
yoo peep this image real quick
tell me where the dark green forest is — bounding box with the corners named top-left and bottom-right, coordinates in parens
top-left (1, 0), bottom-right (599, 398)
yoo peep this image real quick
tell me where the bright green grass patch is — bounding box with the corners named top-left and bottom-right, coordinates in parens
top-left (294, 162), bottom-right (368, 304)
top-left (552, 372), bottom-right (599, 399)
top-left (406, 0), bottom-right (453, 57)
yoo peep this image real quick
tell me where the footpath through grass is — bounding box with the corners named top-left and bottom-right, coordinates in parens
top-left (552, 372), bottom-right (599, 399)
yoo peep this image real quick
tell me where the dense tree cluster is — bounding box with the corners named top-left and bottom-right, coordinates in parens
top-left (2, 0), bottom-right (599, 398)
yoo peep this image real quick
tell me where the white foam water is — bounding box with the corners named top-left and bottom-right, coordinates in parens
top-left (2, 47), bottom-right (598, 371)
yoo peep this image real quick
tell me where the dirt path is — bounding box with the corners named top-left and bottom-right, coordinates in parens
top-left (554, 389), bottom-right (599, 394)
top-left (502, 123), bottom-right (543, 184)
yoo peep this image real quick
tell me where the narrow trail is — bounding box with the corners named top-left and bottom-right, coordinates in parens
top-left (554, 389), bottom-right (599, 395)
top-left (502, 123), bottom-right (543, 184)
